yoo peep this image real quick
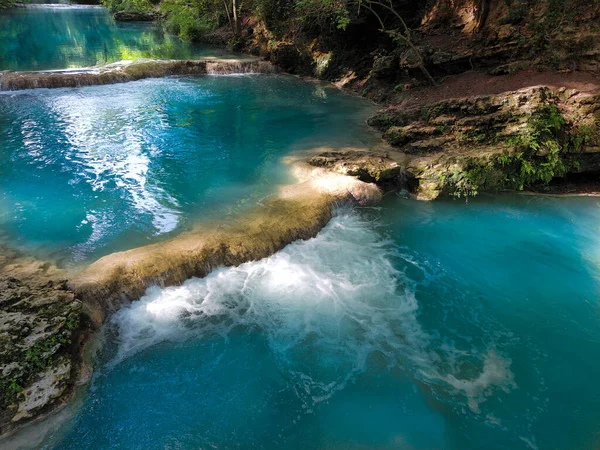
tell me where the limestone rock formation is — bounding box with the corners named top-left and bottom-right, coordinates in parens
top-left (0, 248), bottom-right (86, 436)
top-left (369, 86), bottom-right (600, 199)
top-left (0, 59), bottom-right (276, 91)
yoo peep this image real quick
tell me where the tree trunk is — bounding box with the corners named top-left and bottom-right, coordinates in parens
top-left (222, 0), bottom-right (234, 35)
top-left (232, 0), bottom-right (241, 38)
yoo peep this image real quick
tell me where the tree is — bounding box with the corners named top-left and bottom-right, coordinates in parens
top-left (222, 0), bottom-right (241, 38)
top-left (355, 0), bottom-right (436, 85)
top-left (0, 0), bottom-right (15, 9)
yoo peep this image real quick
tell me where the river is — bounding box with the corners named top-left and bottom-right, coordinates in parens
top-left (1, 5), bottom-right (600, 450)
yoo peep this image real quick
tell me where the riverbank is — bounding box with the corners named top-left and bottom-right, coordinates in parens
top-left (0, 143), bottom-right (404, 437)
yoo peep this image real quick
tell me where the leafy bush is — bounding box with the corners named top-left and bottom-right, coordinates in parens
top-left (294, 0), bottom-right (350, 31)
top-left (444, 104), bottom-right (574, 198)
top-left (102, 0), bottom-right (154, 13)
top-left (160, 0), bottom-right (218, 41)
top-left (0, 0), bottom-right (15, 10)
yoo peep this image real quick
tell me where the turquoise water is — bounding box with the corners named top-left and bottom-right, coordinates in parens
top-left (0, 75), bottom-right (376, 264)
top-left (38, 194), bottom-right (600, 449)
top-left (2, 12), bottom-right (599, 447)
top-left (0, 6), bottom-right (229, 71)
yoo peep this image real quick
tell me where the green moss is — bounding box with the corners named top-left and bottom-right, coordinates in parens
top-left (443, 104), bottom-right (577, 198)
top-left (0, 314), bottom-right (80, 409)
top-left (383, 126), bottom-right (409, 146)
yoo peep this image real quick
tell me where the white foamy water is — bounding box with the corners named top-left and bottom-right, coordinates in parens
top-left (111, 209), bottom-right (516, 413)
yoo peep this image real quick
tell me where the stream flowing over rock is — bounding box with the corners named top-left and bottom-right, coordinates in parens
top-left (0, 59), bottom-right (277, 91)
top-left (0, 151), bottom-right (400, 435)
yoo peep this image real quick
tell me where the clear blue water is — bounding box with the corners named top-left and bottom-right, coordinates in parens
top-left (37, 194), bottom-right (600, 450)
top-left (0, 6), bottom-right (230, 71)
top-left (2, 13), bottom-right (599, 447)
top-left (0, 75), bottom-right (377, 264)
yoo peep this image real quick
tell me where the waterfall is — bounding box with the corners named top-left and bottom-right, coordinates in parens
top-left (0, 59), bottom-right (277, 91)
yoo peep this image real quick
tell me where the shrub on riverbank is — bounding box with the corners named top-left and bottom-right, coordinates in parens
top-left (160, 0), bottom-right (221, 40)
top-left (0, 0), bottom-right (15, 10)
top-left (103, 0), bottom-right (155, 14)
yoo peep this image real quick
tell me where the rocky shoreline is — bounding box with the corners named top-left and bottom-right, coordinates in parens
top-left (1, 16), bottom-right (599, 435)
top-left (0, 148), bottom-right (403, 438)
top-left (0, 248), bottom-right (87, 436)
top-left (368, 85), bottom-right (600, 200)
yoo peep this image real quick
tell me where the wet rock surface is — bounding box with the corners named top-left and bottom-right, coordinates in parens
top-left (72, 164), bottom-right (386, 326)
top-left (306, 147), bottom-right (403, 184)
top-left (0, 58), bottom-right (276, 91)
top-left (0, 248), bottom-right (86, 436)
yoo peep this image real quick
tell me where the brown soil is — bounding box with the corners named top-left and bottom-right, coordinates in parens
top-left (389, 69), bottom-right (600, 109)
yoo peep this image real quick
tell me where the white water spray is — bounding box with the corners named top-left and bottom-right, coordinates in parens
top-left (112, 209), bottom-right (517, 413)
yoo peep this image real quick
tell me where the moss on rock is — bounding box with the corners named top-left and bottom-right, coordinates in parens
top-left (370, 86), bottom-right (600, 199)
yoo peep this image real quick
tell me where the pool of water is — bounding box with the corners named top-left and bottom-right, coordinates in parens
top-left (3, 9), bottom-right (600, 447)
top-left (0, 5), bottom-right (230, 71)
top-left (38, 194), bottom-right (600, 449)
top-left (0, 75), bottom-right (377, 264)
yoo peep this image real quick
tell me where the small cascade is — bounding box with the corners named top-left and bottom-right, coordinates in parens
top-left (206, 60), bottom-right (278, 75)
top-left (16, 4), bottom-right (104, 8)
top-left (0, 59), bottom-right (276, 91)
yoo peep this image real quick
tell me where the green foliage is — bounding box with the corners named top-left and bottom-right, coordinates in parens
top-left (102, 0), bottom-right (154, 13)
top-left (0, 379), bottom-right (23, 406)
top-left (0, 0), bottom-right (15, 10)
top-left (160, 0), bottom-right (218, 41)
top-left (571, 123), bottom-right (599, 152)
top-left (294, 0), bottom-right (350, 31)
top-left (443, 104), bottom-right (574, 198)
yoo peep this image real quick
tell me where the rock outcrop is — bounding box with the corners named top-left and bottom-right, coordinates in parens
top-left (0, 248), bottom-right (87, 436)
top-left (368, 86), bottom-right (600, 199)
top-left (113, 11), bottom-right (157, 22)
top-left (72, 163), bottom-right (386, 326)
